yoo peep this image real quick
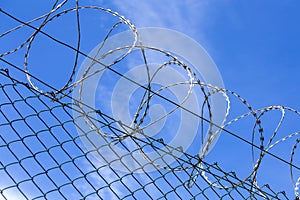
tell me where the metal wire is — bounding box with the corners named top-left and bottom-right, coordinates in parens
top-left (0, 69), bottom-right (288, 199)
top-left (0, 1), bottom-right (299, 199)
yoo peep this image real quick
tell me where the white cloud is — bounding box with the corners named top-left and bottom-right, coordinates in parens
top-left (110, 0), bottom-right (212, 39)
top-left (81, 158), bottom-right (125, 199)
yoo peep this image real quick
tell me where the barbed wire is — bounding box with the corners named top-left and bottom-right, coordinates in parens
top-left (0, 68), bottom-right (287, 199)
top-left (0, 1), bottom-right (300, 199)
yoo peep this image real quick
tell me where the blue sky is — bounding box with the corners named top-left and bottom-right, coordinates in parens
top-left (1, 0), bottom-right (300, 199)
top-left (104, 0), bottom-right (300, 106)
top-left (97, 0), bottom-right (300, 197)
